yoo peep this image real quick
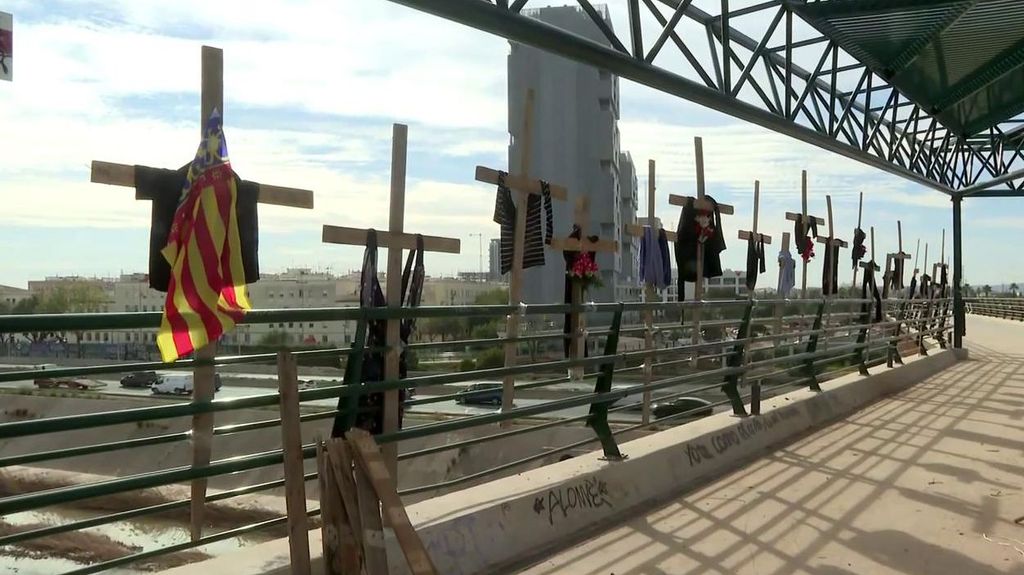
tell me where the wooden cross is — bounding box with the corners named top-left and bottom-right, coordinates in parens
top-left (322, 123), bottom-right (461, 477)
top-left (932, 229), bottom-right (947, 288)
top-left (737, 180), bottom-right (772, 296)
top-left (784, 170), bottom-right (825, 298)
top-left (88, 46), bottom-right (315, 543)
top-left (851, 191), bottom-right (865, 288)
top-left (814, 195), bottom-right (848, 297)
top-left (668, 137), bottom-right (735, 346)
top-left (623, 159), bottom-right (675, 424)
top-left (858, 227), bottom-right (880, 275)
top-left (550, 196), bottom-right (618, 381)
top-left (882, 221), bottom-right (912, 299)
top-left (474, 89), bottom-right (568, 412)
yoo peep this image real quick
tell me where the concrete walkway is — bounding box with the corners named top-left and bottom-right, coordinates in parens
top-left (521, 316), bottom-right (1024, 575)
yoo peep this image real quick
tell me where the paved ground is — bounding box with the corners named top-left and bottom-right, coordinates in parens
top-left (521, 315), bottom-right (1024, 575)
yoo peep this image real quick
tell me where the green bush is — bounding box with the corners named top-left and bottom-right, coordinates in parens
top-left (459, 358), bottom-right (476, 372)
top-left (474, 347), bottom-right (505, 370)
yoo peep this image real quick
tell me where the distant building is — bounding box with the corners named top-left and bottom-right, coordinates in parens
top-left (16, 269), bottom-right (508, 352)
top-left (0, 284), bottom-right (31, 308)
top-left (488, 238), bottom-right (503, 281)
top-left (509, 4), bottom-right (638, 306)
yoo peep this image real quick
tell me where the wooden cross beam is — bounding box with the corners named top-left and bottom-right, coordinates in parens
top-left (322, 124), bottom-right (461, 477)
top-left (623, 159), bottom-right (670, 424)
top-left (784, 171), bottom-right (825, 298)
top-left (624, 159), bottom-right (678, 242)
top-left (814, 195), bottom-right (848, 297)
top-left (552, 196), bottom-right (618, 381)
top-left (737, 180), bottom-right (772, 245)
top-left (669, 137), bottom-right (735, 347)
top-left (88, 46), bottom-right (315, 543)
top-left (475, 89), bottom-right (568, 412)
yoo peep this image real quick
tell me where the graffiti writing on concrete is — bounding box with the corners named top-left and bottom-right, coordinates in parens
top-left (686, 406), bottom-right (803, 467)
top-left (533, 477), bottom-right (613, 525)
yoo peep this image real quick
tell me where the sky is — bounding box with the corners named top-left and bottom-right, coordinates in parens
top-left (0, 0), bottom-right (1019, 291)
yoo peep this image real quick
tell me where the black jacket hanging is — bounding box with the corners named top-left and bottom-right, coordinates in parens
top-left (136, 164), bottom-right (260, 292)
top-left (794, 216), bottom-right (817, 263)
top-left (851, 228), bottom-right (866, 269)
top-left (493, 171), bottom-right (552, 274)
top-left (890, 256), bottom-right (906, 292)
top-left (821, 242), bottom-right (840, 296)
top-left (331, 231), bottom-right (424, 438)
top-left (861, 262), bottom-right (882, 323)
top-left (745, 236), bottom-right (765, 291)
top-left (674, 196), bottom-right (726, 299)
top-left (563, 225), bottom-right (599, 359)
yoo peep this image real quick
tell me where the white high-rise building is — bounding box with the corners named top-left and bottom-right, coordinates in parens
top-left (508, 4), bottom-right (638, 306)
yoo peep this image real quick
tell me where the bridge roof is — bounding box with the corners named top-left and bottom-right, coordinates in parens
top-left (796, 0), bottom-right (1024, 137)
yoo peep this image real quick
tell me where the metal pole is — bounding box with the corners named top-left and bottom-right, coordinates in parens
top-left (952, 194), bottom-right (964, 348)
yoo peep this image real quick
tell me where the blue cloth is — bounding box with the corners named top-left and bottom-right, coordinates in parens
top-left (778, 248), bottom-right (795, 297)
top-left (639, 227), bottom-right (671, 289)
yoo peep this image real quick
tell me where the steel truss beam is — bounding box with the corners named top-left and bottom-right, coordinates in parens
top-left (386, 0), bottom-right (1024, 195)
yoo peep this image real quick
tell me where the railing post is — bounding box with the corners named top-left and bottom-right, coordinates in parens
top-left (723, 301), bottom-right (753, 416)
top-left (588, 304), bottom-right (624, 460)
top-left (804, 300), bottom-right (826, 392)
top-left (856, 296), bottom-right (872, 376)
top-left (277, 350), bottom-right (312, 575)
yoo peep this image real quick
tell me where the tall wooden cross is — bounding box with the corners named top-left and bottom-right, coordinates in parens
top-left (882, 221), bottom-right (912, 299)
top-left (932, 229), bottom-right (946, 289)
top-left (814, 195), bottom-right (848, 297)
top-left (88, 46), bottom-right (315, 542)
top-left (623, 159), bottom-right (676, 424)
top-left (322, 123), bottom-right (461, 477)
top-left (784, 171), bottom-right (825, 298)
top-left (737, 180), bottom-right (773, 295)
top-left (474, 89), bottom-right (568, 412)
top-left (668, 137), bottom-right (735, 347)
top-left (550, 197), bottom-right (617, 381)
top-left (851, 192), bottom-right (865, 288)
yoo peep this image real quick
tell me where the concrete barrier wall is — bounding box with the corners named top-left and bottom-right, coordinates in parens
top-left (166, 347), bottom-right (963, 575)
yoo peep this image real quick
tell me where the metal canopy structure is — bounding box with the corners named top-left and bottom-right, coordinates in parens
top-left (383, 0), bottom-right (1024, 346)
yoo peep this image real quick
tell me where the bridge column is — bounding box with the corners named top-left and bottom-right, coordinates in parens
top-left (952, 194), bottom-right (964, 348)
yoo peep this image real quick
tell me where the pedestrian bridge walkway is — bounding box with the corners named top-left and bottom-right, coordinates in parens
top-left (520, 315), bottom-right (1024, 575)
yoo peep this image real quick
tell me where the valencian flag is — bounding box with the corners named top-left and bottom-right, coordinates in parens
top-left (156, 110), bottom-right (251, 362)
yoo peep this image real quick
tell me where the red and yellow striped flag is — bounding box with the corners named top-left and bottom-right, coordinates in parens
top-left (157, 109), bottom-right (251, 362)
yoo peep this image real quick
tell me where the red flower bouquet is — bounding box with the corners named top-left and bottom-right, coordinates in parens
top-left (567, 252), bottom-right (602, 291)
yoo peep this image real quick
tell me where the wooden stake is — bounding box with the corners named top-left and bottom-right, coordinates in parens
top-left (852, 191), bottom-right (864, 287)
top-left (784, 171), bottom-right (825, 298)
top-left (321, 125), bottom-right (461, 478)
top-left (551, 197), bottom-right (617, 381)
top-left (90, 46), bottom-right (315, 541)
top-left (277, 351), bottom-right (311, 575)
top-left (667, 137), bottom-right (736, 349)
top-left (815, 195), bottom-right (848, 297)
top-left (348, 430), bottom-right (439, 575)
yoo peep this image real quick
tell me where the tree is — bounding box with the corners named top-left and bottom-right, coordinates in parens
top-left (38, 284), bottom-right (109, 357)
top-left (982, 285), bottom-right (992, 297)
top-left (1010, 283), bottom-right (1019, 297)
top-left (259, 330), bottom-right (290, 347)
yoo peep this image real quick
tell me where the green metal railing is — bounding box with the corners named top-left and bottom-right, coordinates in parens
top-left (965, 297), bottom-right (1024, 321)
top-left (0, 296), bottom-right (952, 573)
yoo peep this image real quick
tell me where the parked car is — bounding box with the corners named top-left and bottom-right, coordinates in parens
top-left (120, 371), bottom-right (161, 388)
top-left (455, 382), bottom-right (503, 406)
top-left (652, 397), bottom-right (714, 420)
top-left (151, 374), bottom-right (222, 396)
